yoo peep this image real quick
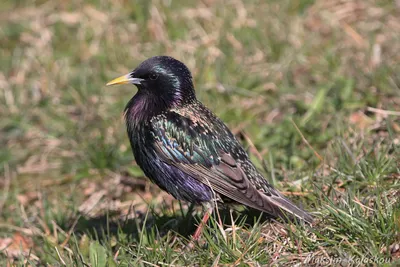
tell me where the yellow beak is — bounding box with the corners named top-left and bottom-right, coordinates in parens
top-left (106, 74), bottom-right (131, 86)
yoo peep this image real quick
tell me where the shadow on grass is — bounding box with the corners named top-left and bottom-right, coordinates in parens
top-left (68, 205), bottom-right (277, 243)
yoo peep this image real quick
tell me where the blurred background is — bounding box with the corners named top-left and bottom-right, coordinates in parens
top-left (1, 0), bottom-right (399, 265)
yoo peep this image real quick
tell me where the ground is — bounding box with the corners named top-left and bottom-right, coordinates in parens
top-left (0, 0), bottom-right (399, 266)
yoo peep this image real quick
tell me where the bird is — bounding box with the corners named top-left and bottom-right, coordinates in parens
top-left (107, 56), bottom-right (313, 240)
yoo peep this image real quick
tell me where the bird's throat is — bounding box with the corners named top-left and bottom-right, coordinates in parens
top-left (124, 91), bottom-right (177, 129)
top-left (124, 93), bottom-right (156, 127)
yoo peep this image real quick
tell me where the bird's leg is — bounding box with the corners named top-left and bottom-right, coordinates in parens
top-left (186, 202), bottom-right (214, 251)
top-left (192, 209), bottom-right (211, 241)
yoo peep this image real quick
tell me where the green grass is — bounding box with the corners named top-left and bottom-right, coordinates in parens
top-left (1, 0), bottom-right (399, 265)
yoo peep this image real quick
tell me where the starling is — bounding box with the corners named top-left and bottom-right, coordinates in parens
top-left (107, 56), bottom-right (313, 239)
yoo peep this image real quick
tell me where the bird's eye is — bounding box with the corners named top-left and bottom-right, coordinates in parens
top-left (149, 73), bottom-right (158, 80)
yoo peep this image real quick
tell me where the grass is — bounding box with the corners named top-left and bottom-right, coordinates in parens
top-left (1, 0), bottom-right (399, 265)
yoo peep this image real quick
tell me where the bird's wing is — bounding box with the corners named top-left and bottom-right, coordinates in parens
top-left (150, 106), bottom-right (313, 223)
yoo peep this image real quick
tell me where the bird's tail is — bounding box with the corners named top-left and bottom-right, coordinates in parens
top-left (266, 192), bottom-right (313, 224)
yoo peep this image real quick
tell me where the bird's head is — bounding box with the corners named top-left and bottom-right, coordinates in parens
top-left (107, 56), bottom-right (196, 107)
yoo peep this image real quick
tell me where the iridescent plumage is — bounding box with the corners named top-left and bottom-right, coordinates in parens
top-left (108, 56), bottom-right (313, 228)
